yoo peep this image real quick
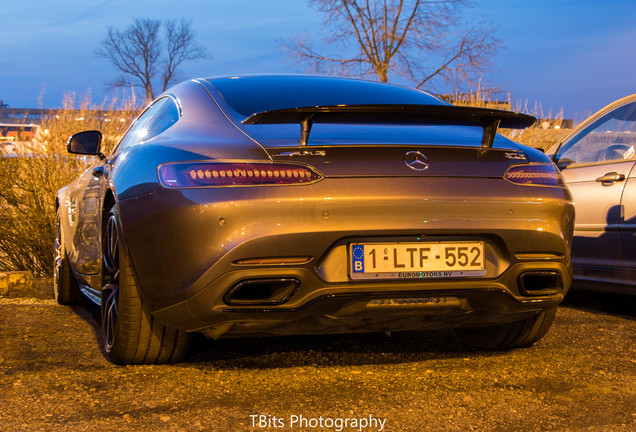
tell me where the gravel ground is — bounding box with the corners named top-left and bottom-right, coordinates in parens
top-left (0, 283), bottom-right (634, 432)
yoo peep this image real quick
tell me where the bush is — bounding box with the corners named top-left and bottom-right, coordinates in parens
top-left (448, 90), bottom-right (570, 151)
top-left (0, 94), bottom-right (139, 276)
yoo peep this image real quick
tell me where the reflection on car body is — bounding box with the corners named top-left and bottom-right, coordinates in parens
top-left (550, 94), bottom-right (636, 295)
top-left (54, 75), bottom-right (574, 364)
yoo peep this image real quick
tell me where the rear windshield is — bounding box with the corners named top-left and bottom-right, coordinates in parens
top-left (204, 76), bottom-right (515, 149)
top-left (207, 75), bottom-right (445, 117)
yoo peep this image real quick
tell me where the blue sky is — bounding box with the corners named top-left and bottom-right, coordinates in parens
top-left (1, 0), bottom-right (634, 121)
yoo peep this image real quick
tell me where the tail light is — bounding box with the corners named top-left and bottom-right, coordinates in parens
top-left (158, 161), bottom-right (322, 188)
top-left (504, 163), bottom-right (565, 187)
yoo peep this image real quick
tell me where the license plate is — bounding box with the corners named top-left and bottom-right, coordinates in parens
top-left (350, 241), bottom-right (486, 280)
top-left (368, 297), bottom-right (461, 307)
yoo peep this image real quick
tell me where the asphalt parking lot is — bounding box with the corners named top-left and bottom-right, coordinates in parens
top-left (0, 284), bottom-right (634, 432)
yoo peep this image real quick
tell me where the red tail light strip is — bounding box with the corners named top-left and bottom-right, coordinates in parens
top-left (504, 164), bottom-right (564, 187)
top-left (159, 162), bottom-right (322, 188)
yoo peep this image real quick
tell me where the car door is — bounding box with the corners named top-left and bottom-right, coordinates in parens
top-left (71, 162), bottom-right (105, 278)
top-left (621, 164), bottom-right (636, 272)
top-left (553, 99), bottom-right (636, 281)
top-left (71, 98), bottom-right (176, 285)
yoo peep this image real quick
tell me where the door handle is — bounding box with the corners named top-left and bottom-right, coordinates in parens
top-left (92, 166), bottom-right (107, 178)
top-left (595, 172), bottom-right (626, 183)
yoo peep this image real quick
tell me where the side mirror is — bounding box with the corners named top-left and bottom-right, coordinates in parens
top-left (66, 130), bottom-right (104, 158)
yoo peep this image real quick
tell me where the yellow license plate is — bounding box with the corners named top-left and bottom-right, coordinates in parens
top-left (350, 241), bottom-right (485, 280)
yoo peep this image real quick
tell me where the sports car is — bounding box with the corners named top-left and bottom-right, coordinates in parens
top-left (55, 75), bottom-right (574, 364)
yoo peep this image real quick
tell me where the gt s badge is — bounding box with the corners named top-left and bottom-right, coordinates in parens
top-left (504, 152), bottom-right (527, 160)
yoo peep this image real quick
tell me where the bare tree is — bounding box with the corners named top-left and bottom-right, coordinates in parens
top-left (97, 18), bottom-right (208, 104)
top-left (281, 0), bottom-right (500, 92)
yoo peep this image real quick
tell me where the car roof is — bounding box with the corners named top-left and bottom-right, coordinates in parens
top-left (203, 74), bottom-right (447, 117)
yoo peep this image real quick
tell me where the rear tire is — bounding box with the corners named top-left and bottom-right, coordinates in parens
top-left (54, 210), bottom-right (83, 305)
top-left (453, 307), bottom-right (557, 350)
top-left (101, 205), bottom-right (191, 365)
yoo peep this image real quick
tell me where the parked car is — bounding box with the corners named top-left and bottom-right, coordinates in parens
top-left (55, 75), bottom-right (574, 364)
top-left (0, 123), bottom-right (40, 157)
top-left (549, 94), bottom-right (636, 295)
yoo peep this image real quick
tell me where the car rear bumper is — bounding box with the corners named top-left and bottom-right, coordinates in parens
top-left (116, 176), bottom-right (573, 335)
top-left (152, 259), bottom-right (570, 336)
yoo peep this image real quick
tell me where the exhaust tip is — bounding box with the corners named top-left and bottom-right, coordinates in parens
top-left (224, 278), bottom-right (299, 306)
top-left (518, 271), bottom-right (563, 296)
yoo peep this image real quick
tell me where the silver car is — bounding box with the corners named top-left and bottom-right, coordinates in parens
top-left (550, 94), bottom-right (636, 295)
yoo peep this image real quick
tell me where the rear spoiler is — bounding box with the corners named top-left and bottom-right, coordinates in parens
top-left (242, 104), bottom-right (536, 147)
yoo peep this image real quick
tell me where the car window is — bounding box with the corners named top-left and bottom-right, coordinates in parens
top-left (554, 101), bottom-right (636, 168)
top-left (145, 98), bottom-right (180, 138)
top-left (116, 97), bottom-right (180, 152)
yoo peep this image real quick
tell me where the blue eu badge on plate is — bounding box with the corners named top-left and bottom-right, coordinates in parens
top-left (352, 244), bottom-right (365, 273)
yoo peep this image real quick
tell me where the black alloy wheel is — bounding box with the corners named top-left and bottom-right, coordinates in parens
top-left (53, 209), bottom-right (82, 305)
top-left (102, 211), bottom-right (120, 353)
top-left (100, 205), bottom-right (191, 364)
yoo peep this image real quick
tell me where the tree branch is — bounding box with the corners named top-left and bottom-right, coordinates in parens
top-left (282, 0), bottom-right (500, 92)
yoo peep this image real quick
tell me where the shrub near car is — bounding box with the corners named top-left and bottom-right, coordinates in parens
top-left (54, 75), bottom-right (574, 364)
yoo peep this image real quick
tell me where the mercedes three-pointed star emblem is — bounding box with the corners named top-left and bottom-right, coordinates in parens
top-left (404, 151), bottom-right (429, 171)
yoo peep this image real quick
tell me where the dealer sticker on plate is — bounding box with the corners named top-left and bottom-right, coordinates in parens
top-left (350, 241), bottom-right (486, 280)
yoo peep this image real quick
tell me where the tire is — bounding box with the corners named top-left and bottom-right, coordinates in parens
top-left (54, 209), bottom-right (83, 305)
top-left (453, 307), bottom-right (557, 350)
top-left (101, 205), bottom-right (191, 365)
